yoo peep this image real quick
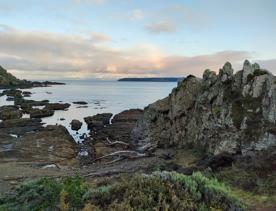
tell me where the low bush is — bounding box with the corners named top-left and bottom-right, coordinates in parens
top-left (0, 172), bottom-right (246, 211)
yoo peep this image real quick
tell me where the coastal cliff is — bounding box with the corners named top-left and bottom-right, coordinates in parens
top-left (132, 60), bottom-right (276, 155)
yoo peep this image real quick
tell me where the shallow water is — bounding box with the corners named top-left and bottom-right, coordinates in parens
top-left (3, 80), bottom-right (176, 141)
top-left (0, 95), bottom-right (14, 106)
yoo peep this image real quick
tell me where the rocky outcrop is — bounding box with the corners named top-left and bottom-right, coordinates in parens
top-left (45, 103), bottom-right (70, 111)
top-left (1, 89), bottom-right (23, 98)
top-left (132, 60), bottom-right (276, 155)
top-left (112, 109), bottom-right (144, 123)
top-left (86, 109), bottom-right (143, 144)
top-left (0, 106), bottom-right (23, 120)
top-left (93, 109), bottom-right (144, 144)
top-left (29, 108), bottom-right (54, 118)
top-left (0, 125), bottom-right (77, 166)
top-left (22, 91), bottom-right (32, 97)
top-left (0, 118), bottom-right (43, 136)
top-left (0, 118), bottom-right (42, 129)
top-left (84, 113), bottom-right (112, 130)
top-left (81, 109), bottom-right (144, 163)
top-left (73, 101), bottom-right (88, 105)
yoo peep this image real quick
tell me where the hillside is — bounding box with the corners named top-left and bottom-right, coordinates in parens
top-left (0, 66), bottom-right (31, 89)
top-left (0, 66), bottom-right (65, 89)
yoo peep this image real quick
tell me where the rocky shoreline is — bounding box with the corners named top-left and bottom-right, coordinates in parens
top-left (0, 62), bottom-right (275, 210)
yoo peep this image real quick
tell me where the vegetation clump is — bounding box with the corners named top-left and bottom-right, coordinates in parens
top-left (253, 69), bottom-right (268, 77)
top-left (0, 172), bottom-right (245, 211)
top-left (0, 176), bottom-right (87, 211)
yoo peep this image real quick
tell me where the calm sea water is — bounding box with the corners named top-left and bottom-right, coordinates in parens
top-left (1, 80), bottom-right (176, 141)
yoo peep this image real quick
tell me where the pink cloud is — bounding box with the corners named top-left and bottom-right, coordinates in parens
top-left (0, 26), bottom-right (274, 80)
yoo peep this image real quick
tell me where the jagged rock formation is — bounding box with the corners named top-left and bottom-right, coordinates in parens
top-left (132, 60), bottom-right (276, 155)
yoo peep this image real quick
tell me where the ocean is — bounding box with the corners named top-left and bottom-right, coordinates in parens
top-left (1, 80), bottom-right (176, 141)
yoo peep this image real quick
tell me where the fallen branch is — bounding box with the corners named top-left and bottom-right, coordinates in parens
top-left (104, 157), bottom-right (125, 165)
top-left (93, 150), bottom-right (147, 163)
top-left (105, 137), bottom-right (130, 147)
top-left (137, 143), bottom-right (157, 153)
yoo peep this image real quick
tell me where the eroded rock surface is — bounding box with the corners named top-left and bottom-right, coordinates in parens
top-left (133, 60), bottom-right (276, 155)
top-left (82, 109), bottom-right (144, 163)
top-left (0, 125), bottom-right (78, 166)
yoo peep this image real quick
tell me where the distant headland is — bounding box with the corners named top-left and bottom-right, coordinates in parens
top-left (118, 77), bottom-right (183, 82)
top-left (0, 65), bottom-right (65, 89)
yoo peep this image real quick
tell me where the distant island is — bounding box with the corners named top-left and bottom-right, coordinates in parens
top-left (118, 77), bottom-right (183, 82)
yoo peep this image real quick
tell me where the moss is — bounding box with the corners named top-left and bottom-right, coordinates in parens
top-left (211, 105), bottom-right (221, 118)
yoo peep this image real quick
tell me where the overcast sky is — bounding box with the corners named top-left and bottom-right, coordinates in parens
top-left (0, 0), bottom-right (275, 80)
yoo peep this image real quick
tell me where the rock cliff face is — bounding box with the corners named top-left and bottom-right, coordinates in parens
top-left (132, 60), bottom-right (276, 155)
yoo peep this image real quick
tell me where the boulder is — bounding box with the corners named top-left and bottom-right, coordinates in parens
top-left (70, 119), bottom-right (82, 131)
top-left (84, 113), bottom-right (112, 130)
top-left (45, 103), bottom-right (70, 110)
top-left (0, 106), bottom-right (23, 120)
top-left (73, 101), bottom-right (88, 105)
top-left (29, 108), bottom-right (54, 118)
top-left (22, 91), bottom-right (32, 97)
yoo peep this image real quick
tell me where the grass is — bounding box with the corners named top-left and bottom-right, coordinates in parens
top-left (214, 165), bottom-right (276, 210)
top-left (0, 172), bottom-right (246, 211)
top-left (171, 149), bottom-right (202, 168)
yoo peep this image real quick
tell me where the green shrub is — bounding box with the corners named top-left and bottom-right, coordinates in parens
top-left (0, 175), bottom-right (87, 211)
top-left (0, 172), bottom-right (246, 211)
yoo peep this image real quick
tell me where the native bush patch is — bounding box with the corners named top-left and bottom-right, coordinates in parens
top-left (0, 172), bottom-right (246, 211)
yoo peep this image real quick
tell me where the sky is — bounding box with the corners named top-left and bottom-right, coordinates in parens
top-left (0, 0), bottom-right (275, 80)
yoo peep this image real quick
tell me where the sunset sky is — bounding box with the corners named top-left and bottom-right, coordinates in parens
top-left (0, 0), bottom-right (275, 80)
